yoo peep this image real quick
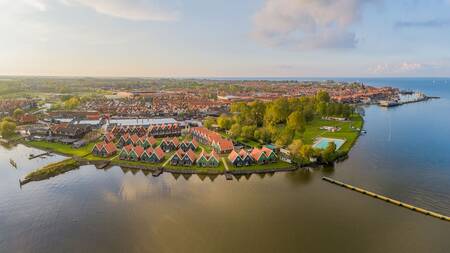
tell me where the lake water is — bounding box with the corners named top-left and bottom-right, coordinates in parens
top-left (1, 78), bottom-right (450, 252)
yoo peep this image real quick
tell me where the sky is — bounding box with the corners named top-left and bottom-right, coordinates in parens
top-left (1, 0), bottom-right (450, 77)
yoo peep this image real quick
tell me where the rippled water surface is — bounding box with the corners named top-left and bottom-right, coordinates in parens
top-left (1, 78), bottom-right (449, 253)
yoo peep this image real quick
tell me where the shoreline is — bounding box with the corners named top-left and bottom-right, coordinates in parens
top-left (17, 115), bottom-right (364, 184)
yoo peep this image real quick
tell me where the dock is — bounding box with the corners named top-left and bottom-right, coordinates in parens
top-left (152, 168), bottom-right (163, 177)
top-left (224, 172), bottom-right (233, 180)
top-left (97, 161), bottom-right (110, 169)
top-left (29, 151), bottom-right (52, 160)
top-left (322, 177), bottom-right (450, 222)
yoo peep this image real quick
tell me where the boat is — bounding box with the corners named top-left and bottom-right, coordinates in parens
top-left (9, 159), bottom-right (17, 168)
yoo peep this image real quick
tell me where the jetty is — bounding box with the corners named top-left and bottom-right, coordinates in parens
top-left (29, 151), bottom-right (52, 160)
top-left (322, 177), bottom-right (450, 222)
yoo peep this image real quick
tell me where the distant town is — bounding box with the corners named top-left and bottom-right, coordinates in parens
top-left (0, 77), bottom-right (430, 182)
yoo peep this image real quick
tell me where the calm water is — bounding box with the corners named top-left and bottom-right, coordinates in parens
top-left (1, 78), bottom-right (450, 253)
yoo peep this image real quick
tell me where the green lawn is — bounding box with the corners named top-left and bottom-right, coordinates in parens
top-left (227, 160), bottom-right (293, 171)
top-left (111, 157), bottom-right (165, 167)
top-left (292, 114), bottom-right (363, 153)
top-left (26, 141), bottom-right (95, 157)
top-left (23, 158), bottom-right (80, 184)
top-left (164, 163), bottom-right (226, 173)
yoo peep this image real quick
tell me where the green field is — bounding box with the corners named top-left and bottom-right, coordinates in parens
top-left (111, 157), bottom-right (165, 167)
top-left (297, 114), bottom-right (363, 152)
top-left (26, 141), bottom-right (95, 157)
top-left (226, 160), bottom-right (293, 171)
top-left (164, 163), bottom-right (226, 173)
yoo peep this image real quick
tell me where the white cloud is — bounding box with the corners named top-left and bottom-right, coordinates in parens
top-left (63, 0), bottom-right (180, 21)
top-left (24, 0), bottom-right (47, 11)
top-left (369, 62), bottom-right (432, 74)
top-left (252, 0), bottom-right (379, 49)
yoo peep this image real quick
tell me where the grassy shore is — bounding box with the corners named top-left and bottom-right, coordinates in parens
top-left (226, 160), bottom-right (294, 172)
top-left (22, 158), bottom-right (80, 185)
top-left (25, 141), bottom-right (94, 157)
top-left (164, 163), bottom-right (226, 173)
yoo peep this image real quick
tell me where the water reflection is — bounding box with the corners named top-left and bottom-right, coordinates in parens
top-left (285, 169), bottom-right (313, 186)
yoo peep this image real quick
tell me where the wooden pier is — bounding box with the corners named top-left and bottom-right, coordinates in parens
top-left (224, 172), bottom-right (233, 180)
top-left (322, 177), bottom-right (450, 222)
top-left (29, 151), bottom-right (52, 160)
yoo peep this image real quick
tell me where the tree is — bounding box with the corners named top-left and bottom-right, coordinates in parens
top-left (264, 97), bottom-right (290, 126)
top-left (299, 145), bottom-right (315, 161)
top-left (321, 142), bottom-right (337, 163)
top-left (229, 123), bottom-right (241, 138)
top-left (2, 116), bottom-right (14, 122)
top-left (254, 127), bottom-right (272, 143)
top-left (241, 125), bottom-right (257, 140)
top-left (249, 100), bottom-right (266, 127)
top-left (0, 120), bottom-right (16, 137)
top-left (217, 114), bottom-right (233, 130)
top-left (316, 91), bottom-right (330, 103)
top-left (203, 117), bottom-right (216, 129)
top-left (287, 111), bottom-right (306, 134)
top-left (275, 128), bottom-right (294, 146)
top-left (13, 108), bottom-right (24, 119)
top-left (288, 139), bottom-right (303, 160)
top-left (64, 97), bottom-right (80, 110)
top-left (317, 102), bottom-right (327, 116)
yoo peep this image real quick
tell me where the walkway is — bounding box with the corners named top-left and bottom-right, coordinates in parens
top-left (162, 154), bottom-right (173, 167)
top-left (222, 157), bottom-right (229, 171)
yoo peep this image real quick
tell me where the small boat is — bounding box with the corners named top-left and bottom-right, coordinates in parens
top-left (9, 159), bottom-right (17, 168)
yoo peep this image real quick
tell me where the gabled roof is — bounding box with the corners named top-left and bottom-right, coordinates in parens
top-left (122, 144), bottom-right (134, 153)
top-left (94, 142), bottom-right (104, 151)
top-left (146, 136), bottom-right (157, 145)
top-left (173, 149), bottom-right (185, 159)
top-left (104, 142), bottom-right (117, 154)
top-left (184, 150), bottom-right (196, 161)
top-left (217, 139), bottom-right (233, 151)
top-left (239, 149), bottom-right (249, 158)
top-left (228, 150), bottom-right (240, 162)
top-left (120, 133), bottom-right (130, 140)
top-left (153, 147), bottom-right (165, 159)
top-left (133, 146), bottom-right (145, 157)
top-left (171, 137), bottom-right (180, 146)
top-left (196, 151), bottom-right (208, 162)
top-left (250, 148), bottom-right (266, 161)
top-left (209, 150), bottom-right (220, 162)
top-left (261, 146), bottom-right (275, 157)
top-left (145, 147), bottom-right (154, 156)
top-left (130, 134), bottom-right (140, 144)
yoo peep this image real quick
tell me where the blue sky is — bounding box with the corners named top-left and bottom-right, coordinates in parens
top-left (1, 0), bottom-right (450, 77)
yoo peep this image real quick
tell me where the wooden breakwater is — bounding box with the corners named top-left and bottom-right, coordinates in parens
top-left (322, 177), bottom-right (450, 222)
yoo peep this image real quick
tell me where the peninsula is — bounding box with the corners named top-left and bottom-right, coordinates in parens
top-left (0, 77), bottom-right (400, 183)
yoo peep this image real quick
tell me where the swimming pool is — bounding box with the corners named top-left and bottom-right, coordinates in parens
top-left (312, 137), bottom-right (346, 150)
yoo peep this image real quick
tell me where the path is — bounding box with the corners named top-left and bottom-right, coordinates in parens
top-left (222, 158), bottom-right (229, 171)
top-left (162, 154), bottom-right (173, 167)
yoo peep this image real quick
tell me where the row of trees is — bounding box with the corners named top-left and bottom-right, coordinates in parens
top-left (206, 91), bottom-right (354, 147)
